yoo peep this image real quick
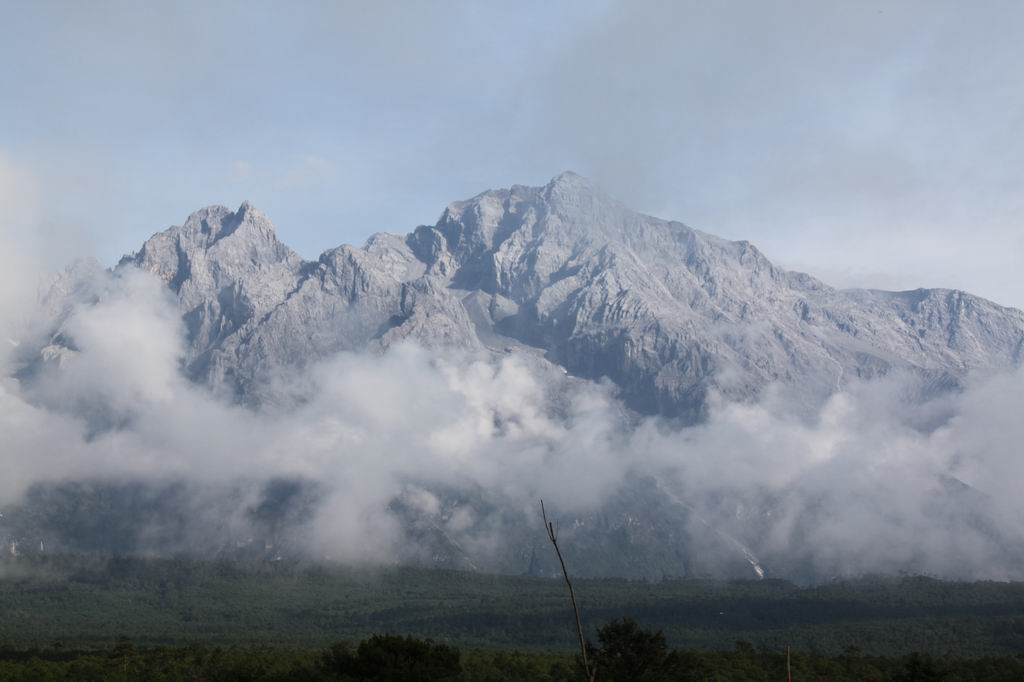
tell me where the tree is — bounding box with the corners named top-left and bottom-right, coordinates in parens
top-left (592, 618), bottom-right (670, 682)
top-left (895, 652), bottom-right (942, 682)
top-left (319, 635), bottom-right (462, 681)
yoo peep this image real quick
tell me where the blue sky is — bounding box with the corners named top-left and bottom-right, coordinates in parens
top-left (3, 1), bottom-right (1023, 307)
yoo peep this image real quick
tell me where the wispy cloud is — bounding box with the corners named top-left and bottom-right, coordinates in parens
top-left (230, 159), bottom-right (253, 181)
top-left (276, 155), bottom-right (336, 191)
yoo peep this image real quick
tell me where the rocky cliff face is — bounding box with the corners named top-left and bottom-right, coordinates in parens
top-left (110, 171), bottom-right (1024, 418)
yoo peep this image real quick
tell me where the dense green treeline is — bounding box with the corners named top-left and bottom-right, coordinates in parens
top-left (2, 634), bottom-right (1024, 681)
top-left (3, 553), bottom-right (1024, 681)
top-left (3, 555), bottom-right (1024, 657)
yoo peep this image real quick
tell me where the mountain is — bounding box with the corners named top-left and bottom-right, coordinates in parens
top-left (114, 171), bottom-right (1024, 419)
top-left (8, 172), bottom-right (1024, 580)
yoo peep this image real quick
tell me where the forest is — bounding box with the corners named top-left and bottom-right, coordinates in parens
top-left (2, 627), bottom-right (1023, 680)
top-left (4, 554), bottom-right (1024, 653)
top-left (2, 554), bottom-right (1024, 679)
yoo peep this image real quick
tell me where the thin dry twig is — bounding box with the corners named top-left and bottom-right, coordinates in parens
top-left (541, 499), bottom-right (596, 682)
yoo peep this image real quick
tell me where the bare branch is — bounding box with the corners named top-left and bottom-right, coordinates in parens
top-left (541, 499), bottom-right (595, 682)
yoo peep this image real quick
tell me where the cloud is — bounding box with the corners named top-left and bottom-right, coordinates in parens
top-left (230, 160), bottom-right (253, 181)
top-left (638, 376), bottom-right (1024, 579)
top-left (276, 155), bottom-right (336, 191)
top-left (1, 256), bottom-right (1023, 579)
top-left (0, 255), bottom-right (633, 558)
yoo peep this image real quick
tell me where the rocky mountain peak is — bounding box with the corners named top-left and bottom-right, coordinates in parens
top-left (180, 204), bottom-right (239, 246)
top-left (544, 168), bottom-right (598, 202)
top-left (121, 201), bottom-right (300, 291)
top-left (546, 169), bottom-right (589, 187)
top-left (32, 172), bottom-right (1024, 418)
top-left (176, 201), bottom-right (278, 249)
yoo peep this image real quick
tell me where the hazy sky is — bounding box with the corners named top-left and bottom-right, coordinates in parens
top-left (2, 0), bottom-right (1023, 307)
